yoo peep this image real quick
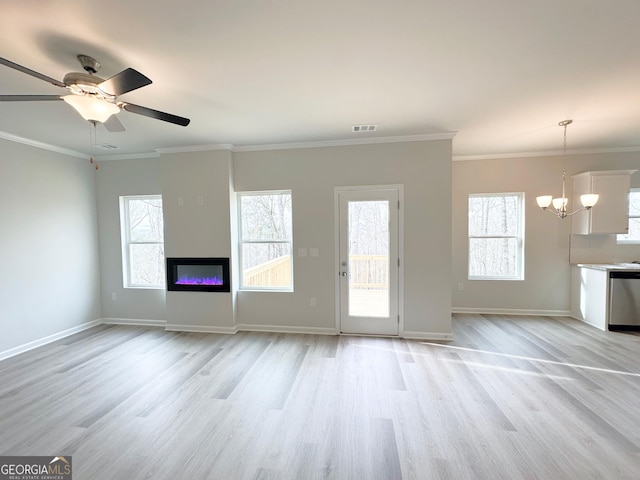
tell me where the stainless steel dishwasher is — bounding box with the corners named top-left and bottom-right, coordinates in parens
top-left (609, 271), bottom-right (640, 330)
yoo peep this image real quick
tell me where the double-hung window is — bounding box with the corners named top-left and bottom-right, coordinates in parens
top-left (616, 189), bottom-right (640, 243)
top-left (238, 191), bottom-right (293, 290)
top-left (468, 193), bottom-right (525, 280)
top-left (120, 195), bottom-right (165, 288)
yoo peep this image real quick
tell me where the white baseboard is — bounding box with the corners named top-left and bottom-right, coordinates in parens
top-left (109, 318), bottom-right (337, 336)
top-left (234, 324), bottom-right (450, 340)
top-left (0, 318), bottom-right (102, 362)
top-left (102, 317), bottom-right (166, 327)
top-left (164, 323), bottom-right (239, 334)
top-left (402, 331), bottom-right (454, 341)
top-left (569, 315), bottom-right (607, 331)
top-left (238, 323), bottom-right (338, 335)
top-left (452, 307), bottom-right (571, 317)
top-left (1, 317), bottom-right (462, 362)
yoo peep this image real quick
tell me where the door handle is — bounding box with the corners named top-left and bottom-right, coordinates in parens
top-left (341, 271), bottom-right (348, 277)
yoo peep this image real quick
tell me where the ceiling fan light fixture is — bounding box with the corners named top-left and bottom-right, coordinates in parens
top-left (0, 54), bottom-right (190, 127)
top-left (62, 72), bottom-right (114, 100)
top-left (62, 95), bottom-right (120, 123)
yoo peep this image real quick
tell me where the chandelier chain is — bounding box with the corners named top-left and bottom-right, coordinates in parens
top-left (560, 119), bottom-right (572, 177)
top-left (563, 121), bottom-right (566, 172)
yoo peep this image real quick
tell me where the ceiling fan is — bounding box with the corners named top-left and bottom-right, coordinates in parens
top-left (0, 54), bottom-right (190, 132)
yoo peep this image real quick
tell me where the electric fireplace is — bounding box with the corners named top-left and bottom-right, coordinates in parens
top-left (166, 257), bottom-right (230, 292)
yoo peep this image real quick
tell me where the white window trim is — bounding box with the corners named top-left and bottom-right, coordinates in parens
top-left (238, 190), bottom-right (294, 292)
top-left (617, 188), bottom-right (640, 244)
top-left (468, 192), bottom-right (525, 281)
top-left (120, 194), bottom-right (165, 289)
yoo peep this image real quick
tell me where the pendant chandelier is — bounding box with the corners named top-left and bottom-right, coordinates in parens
top-left (536, 120), bottom-right (599, 218)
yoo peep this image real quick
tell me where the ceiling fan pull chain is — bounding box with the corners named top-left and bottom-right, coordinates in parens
top-left (89, 120), bottom-right (99, 170)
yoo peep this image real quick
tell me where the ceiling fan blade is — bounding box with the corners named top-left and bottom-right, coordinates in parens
top-left (102, 115), bottom-right (126, 133)
top-left (99, 68), bottom-right (152, 96)
top-left (0, 57), bottom-right (65, 88)
top-left (0, 95), bottom-right (62, 101)
top-left (120, 102), bottom-right (190, 127)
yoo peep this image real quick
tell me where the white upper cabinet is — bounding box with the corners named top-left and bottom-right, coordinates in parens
top-left (572, 170), bottom-right (637, 235)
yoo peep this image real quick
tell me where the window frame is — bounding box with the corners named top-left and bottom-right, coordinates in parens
top-left (237, 190), bottom-right (293, 292)
top-left (616, 188), bottom-right (640, 244)
top-left (468, 192), bottom-right (525, 281)
top-left (119, 194), bottom-right (165, 289)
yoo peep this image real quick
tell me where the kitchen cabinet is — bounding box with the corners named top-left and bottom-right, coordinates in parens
top-left (571, 170), bottom-right (636, 235)
top-left (571, 264), bottom-right (640, 331)
top-left (571, 265), bottom-right (609, 330)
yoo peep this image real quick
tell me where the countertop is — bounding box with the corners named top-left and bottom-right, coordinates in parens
top-left (576, 263), bottom-right (640, 272)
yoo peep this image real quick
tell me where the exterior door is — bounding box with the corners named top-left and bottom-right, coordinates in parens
top-left (337, 187), bottom-right (399, 335)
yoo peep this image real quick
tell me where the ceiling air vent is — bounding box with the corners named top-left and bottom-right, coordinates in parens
top-left (352, 124), bottom-right (377, 133)
top-left (97, 144), bottom-right (118, 150)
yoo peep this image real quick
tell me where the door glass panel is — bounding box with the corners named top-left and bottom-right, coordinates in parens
top-left (348, 200), bottom-right (390, 317)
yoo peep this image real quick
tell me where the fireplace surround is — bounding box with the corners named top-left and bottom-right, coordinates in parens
top-left (166, 257), bottom-right (230, 292)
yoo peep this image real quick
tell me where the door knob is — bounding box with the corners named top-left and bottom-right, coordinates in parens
top-left (341, 271), bottom-right (347, 277)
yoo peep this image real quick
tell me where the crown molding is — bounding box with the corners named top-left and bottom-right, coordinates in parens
top-left (454, 146), bottom-right (640, 161)
top-left (156, 143), bottom-right (234, 154)
top-left (97, 133), bottom-right (457, 158)
top-left (94, 152), bottom-right (160, 161)
top-left (0, 131), bottom-right (86, 159)
top-left (13, 128), bottom-right (635, 161)
top-left (151, 133), bottom-right (458, 155)
top-left (232, 133), bottom-right (457, 152)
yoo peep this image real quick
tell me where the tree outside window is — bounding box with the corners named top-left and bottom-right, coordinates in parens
top-left (468, 193), bottom-right (524, 280)
top-left (120, 195), bottom-right (165, 288)
top-left (238, 191), bottom-right (293, 290)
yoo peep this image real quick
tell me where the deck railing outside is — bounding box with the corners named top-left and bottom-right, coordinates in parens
top-left (243, 255), bottom-right (291, 287)
top-left (242, 254), bottom-right (388, 290)
top-left (349, 254), bottom-right (388, 289)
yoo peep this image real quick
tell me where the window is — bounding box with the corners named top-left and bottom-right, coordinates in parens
top-left (617, 189), bottom-right (640, 243)
top-left (468, 193), bottom-right (524, 280)
top-left (238, 191), bottom-right (293, 290)
top-left (120, 195), bottom-right (165, 288)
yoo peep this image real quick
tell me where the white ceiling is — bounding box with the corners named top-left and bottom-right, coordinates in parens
top-left (2, 0), bottom-right (640, 159)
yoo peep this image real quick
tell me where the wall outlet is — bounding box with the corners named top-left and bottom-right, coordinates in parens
top-left (458, 283), bottom-right (464, 291)
top-left (310, 298), bottom-right (317, 307)
top-left (112, 292), bottom-right (117, 300)
top-left (178, 196), bottom-right (184, 206)
top-left (309, 248), bottom-right (319, 257)
top-left (197, 195), bottom-right (204, 205)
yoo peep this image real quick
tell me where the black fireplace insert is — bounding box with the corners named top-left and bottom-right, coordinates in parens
top-left (166, 257), bottom-right (230, 292)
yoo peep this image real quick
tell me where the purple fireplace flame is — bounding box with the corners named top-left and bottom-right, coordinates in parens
top-left (167, 257), bottom-right (230, 292)
top-left (176, 274), bottom-right (223, 286)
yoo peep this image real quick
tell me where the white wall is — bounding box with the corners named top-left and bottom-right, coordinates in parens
top-left (96, 151), bottom-right (236, 330)
top-left (452, 151), bottom-right (640, 315)
top-left (234, 140), bottom-right (452, 337)
top-left (0, 139), bottom-right (101, 357)
top-left (160, 150), bottom-right (235, 332)
top-left (95, 139), bottom-right (453, 338)
top-left (95, 157), bottom-right (166, 323)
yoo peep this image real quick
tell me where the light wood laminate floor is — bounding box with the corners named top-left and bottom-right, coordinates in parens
top-left (1, 314), bottom-right (639, 479)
